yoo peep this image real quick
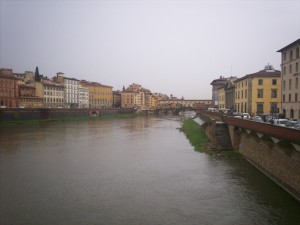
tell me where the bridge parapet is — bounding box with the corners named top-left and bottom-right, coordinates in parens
top-left (198, 111), bottom-right (300, 146)
top-left (224, 116), bottom-right (300, 146)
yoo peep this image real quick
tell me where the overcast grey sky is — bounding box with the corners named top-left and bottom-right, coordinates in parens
top-left (1, 0), bottom-right (299, 99)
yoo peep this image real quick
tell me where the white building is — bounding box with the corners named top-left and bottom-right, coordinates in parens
top-left (54, 73), bottom-right (79, 108)
top-left (78, 85), bottom-right (89, 108)
top-left (277, 39), bottom-right (300, 119)
top-left (43, 80), bottom-right (64, 108)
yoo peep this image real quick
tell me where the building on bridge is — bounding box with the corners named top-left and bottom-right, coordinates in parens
top-left (158, 99), bottom-right (212, 110)
top-left (277, 38), bottom-right (300, 119)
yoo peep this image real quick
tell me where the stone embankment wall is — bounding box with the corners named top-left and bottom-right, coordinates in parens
top-left (0, 108), bottom-right (135, 121)
top-left (198, 110), bottom-right (300, 201)
top-left (237, 130), bottom-right (300, 201)
top-left (203, 119), bottom-right (232, 150)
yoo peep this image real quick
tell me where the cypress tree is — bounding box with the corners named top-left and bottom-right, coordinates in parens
top-left (35, 66), bottom-right (41, 82)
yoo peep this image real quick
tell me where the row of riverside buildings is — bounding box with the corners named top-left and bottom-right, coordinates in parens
top-left (0, 68), bottom-right (212, 110)
top-left (210, 38), bottom-right (300, 120)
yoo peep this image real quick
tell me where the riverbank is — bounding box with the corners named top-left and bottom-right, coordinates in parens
top-left (0, 113), bottom-right (140, 127)
top-left (181, 118), bottom-right (242, 158)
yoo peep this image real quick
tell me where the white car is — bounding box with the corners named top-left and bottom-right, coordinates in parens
top-left (242, 113), bottom-right (250, 119)
top-left (274, 119), bottom-right (289, 126)
top-left (252, 116), bottom-right (263, 122)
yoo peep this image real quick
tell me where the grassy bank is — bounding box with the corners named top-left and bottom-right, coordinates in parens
top-left (181, 118), bottom-right (242, 159)
top-left (181, 118), bottom-right (209, 152)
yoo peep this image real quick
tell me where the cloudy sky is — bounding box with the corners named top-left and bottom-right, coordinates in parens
top-left (0, 0), bottom-right (299, 99)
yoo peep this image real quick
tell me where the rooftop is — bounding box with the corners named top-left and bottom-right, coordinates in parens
top-left (277, 38), bottom-right (300, 52)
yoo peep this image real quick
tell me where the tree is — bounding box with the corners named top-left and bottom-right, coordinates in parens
top-left (35, 66), bottom-right (41, 82)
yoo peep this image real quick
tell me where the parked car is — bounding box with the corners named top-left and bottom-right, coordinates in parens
top-left (234, 115), bottom-right (242, 119)
top-left (252, 116), bottom-right (263, 122)
top-left (274, 119), bottom-right (289, 126)
top-left (241, 113), bottom-right (250, 119)
top-left (285, 120), bottom-right (298, 128)
top-left (294, 123), bottom-right (300, 130)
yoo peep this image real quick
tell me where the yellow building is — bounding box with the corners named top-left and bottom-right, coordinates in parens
top-left (234, 65), bottom-right (281, 116)
top-left (217, 87), bottom-right (225, 109)
top-left (146, 94), bottom-right (158, 109)
top-left (81, 81), bottom-right (113, 108)
top-left (121, 90), bottom-right (145, 108)
top-left (121, 83), bottom-right (149, 109)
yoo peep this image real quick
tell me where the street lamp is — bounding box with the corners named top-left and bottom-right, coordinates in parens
top-left (271, 103), bottom-right (276, 124)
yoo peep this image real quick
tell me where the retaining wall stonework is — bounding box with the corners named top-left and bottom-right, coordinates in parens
top-left (238, 131), bottom-right (300, 201)
top-left (0, 108), bottom-right (135, 121)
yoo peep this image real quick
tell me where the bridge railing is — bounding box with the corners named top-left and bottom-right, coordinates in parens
top-left (198, 111), bottom-right (300, 145)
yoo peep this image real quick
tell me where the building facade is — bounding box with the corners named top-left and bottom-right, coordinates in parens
top-left (224, 78), bottom-right (237, 110)
top-left (121, 83), bottom-right (149, 109)
top-left (0, 69), bottom-right (19, 107)
top-left (217, 87), bottom-right (226, 109)
top-left (78, 85), bottom-right (89, 108)
top-left (277, 38), bottom-right (300, 119)
top-left (19, 84), bottom-right (43, 108)
top-left (113, 91), bottom-right (121, 108)
top-left (54, 73), bottom-right (80, 108)
top-left (234, 65), bottom-right (281, 116)
top-left (210, 76), bottom-right (228, 107)
top-left (43, 81), bottom-right (64, 108)
top-left (121, 91), bottom-right (144, 108)
top-left (81, 81), bottom-right (113, 108)
top-left (158, 99), bottom-right (212, 109)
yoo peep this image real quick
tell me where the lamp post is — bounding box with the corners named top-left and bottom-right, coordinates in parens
top-left (271, 103), bottom-right (275, 124)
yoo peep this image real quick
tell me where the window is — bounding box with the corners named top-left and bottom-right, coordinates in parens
top-left (296, 78), bottom-right (298, 89)
top-left (296, 47), bottom-right (299, 58)
top-left (272, 79), bottom-right (277, 85)
top-left (257, 103), bottom-right (264, 113)
top-left (271, 103), bottom-right (278, 113)
top-left (271, 89), bottom-right (277, 98)
top-left (258, 79), bottom-right (263, 85)
top-left (257, 89), bottom-right (263, 98)
top-left (245, 89), bottom-right (247, 98)
top-left (289, 79), bottom-right (292, 90)
top-left (289, 65), bottom-right (292, 73)
top-left (296, 62), bottom-right (299, 73)
top-left (296, 93), bottom-right (298, 102)
top-left (283, 66), bottom-right (286, 75)
top-left (290, 50), bottom-right (293, 61)
top-left (283, 94), bottom-right (285, 102)
top-left (283, 80), bottom-right (286, 91)
top-left (289, 94), bottom-right (291, 102)
top-left (284, 52), bottom-right (286, 61)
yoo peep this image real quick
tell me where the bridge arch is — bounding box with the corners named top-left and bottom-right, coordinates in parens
top-left (89, 110), bottom-right (100, 117)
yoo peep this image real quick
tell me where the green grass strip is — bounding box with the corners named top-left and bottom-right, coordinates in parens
top-left (181, 118), bottom-right (242, 159)
top-left (181, 118), bottom-right (208, 152)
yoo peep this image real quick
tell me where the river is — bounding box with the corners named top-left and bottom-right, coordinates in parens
top-left (0, 113), bottom-right (299, 225)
